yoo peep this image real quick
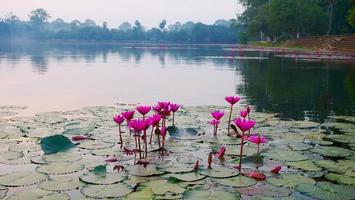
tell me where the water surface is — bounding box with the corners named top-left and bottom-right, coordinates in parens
top-left (0, 43), bottom-right (354, 121)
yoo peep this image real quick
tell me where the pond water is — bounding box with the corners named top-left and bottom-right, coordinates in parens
top-left (0, 42), bottom-right (354, 121)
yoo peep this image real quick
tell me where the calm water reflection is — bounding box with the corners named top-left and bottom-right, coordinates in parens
top-left (0, 43), bottom-right (354, 121)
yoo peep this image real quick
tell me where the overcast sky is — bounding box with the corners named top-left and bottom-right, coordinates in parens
top-left (0, 0), bottom-right (244, 28)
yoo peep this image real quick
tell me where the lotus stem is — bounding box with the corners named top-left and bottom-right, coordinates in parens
top-left (238, 131), bottom-right (245, 172)
top-left (144, 130), bottom-right (148, 157)
top-left (172, 113), bottom-right (175, 126)
top-left (138, 133), bottom-right (142, 159)
top-left (227, 105), bottom-right (233, 133)
top-left (257, 143), bottom-right (260, 154)
top-left (118, 125), bottom-right (123, 148)
top-left (149, 126), bottom-right (154, 145)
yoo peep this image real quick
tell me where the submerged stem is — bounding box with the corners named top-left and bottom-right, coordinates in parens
top-left (238, 131), bottom-right (245, 172)
top-left (118, 125), bottom-right (123, 148)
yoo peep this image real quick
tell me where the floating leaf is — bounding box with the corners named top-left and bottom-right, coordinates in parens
top-left (80, 172), bottom-right (127, 184)
top-left (7, 188), bottom-right (70, 200)
top-left (126, 165), bottom-right (164, 177)
top-left (184, 189), bottom-right (241, 200)
top-left (160, 163), bottom-right (194, 173)
top-left (296, 182), bottom-right (355, 200)
top-left (267, 174), bottom-right (315, 188)
top-left (42, 152), bottom-right (82, 163)
top-left (311, 146), bottom-right (353, 157)
top-left (93, 164), bottom-right (107, 177)
top-left (122, 188), bottom-right (154, 200)
top-left (40, 135), bottom-right (75, 154)
top-left (77, 140), bottom-right (113, 150)
top-left (166, 172), bottom-right (206, 182)
top-left (324, 173), bottom-right (355, 185)
top-left (144, 179), bottom-right (185, 195)
top-left (81, 182), bottom-right (132, 198)
top-left (39, 176), bottom-right (85, 191)
top-left (262, 150), bottom-right (308, 162)
top-left (36, 162), bottom-right (84, 175)
top-left (0, 171), bottom-right (48, 187)
top-left (286, 160), bottom-right (322, 171)
top-left (326, 135), bottom-right (355, 144)
top-left (213, 176), bottom-right (257, 188)
top-left (287, 142), bottom-right (313, 151)
top-left (198, 166), bottom-right (239, 178)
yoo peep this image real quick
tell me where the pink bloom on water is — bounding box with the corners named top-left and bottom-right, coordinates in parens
top-left (208, 119), bottom-right (220, 126)
top-left (271, 165), bottom-right (282, 174)
top-left (148, 114), bottom-right (161, 126)
top-left (211, 111), bottom-right (224, 120)
top-left (122, 110), bottom-right (135, 121)
top-left (240, 110), bottom-right (248, 118)
top-left (170, 103), bottom-right (180, 113)
top-left (158, 101), bottom-right (171, 110)
top-left (160, 127), bottom-right (167, 138)
top-left (130, 119), bottom-right (150, 132)
top-left (234, 117), bottom-right (255, 132)
top-left (215, 146), bottom-right (226, 159)
top-left (153, 104), bottom-right (162, 113)
top-left (248, 134), bottom-right (267, 144)
top-left (224, 96), bottom-right (241, 105)
top-left (113, 114), bottom-right (125, 124)
top-left (136, 105), bottom-right (151, 116)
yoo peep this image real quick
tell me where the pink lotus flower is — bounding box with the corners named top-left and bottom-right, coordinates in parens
top-left (215, 146), bottom-right (226, 159)
top-left (240, 110), bottom-right (248, 118)
top-left (224, 96), bottom-right (240, 105)
top-left (148, 114), bottom-right (162, 127)
top-left (130, 119), bottom-right (150, 132)
top-left (158, 101), bottom-right (170, 109)
top-left (153, 104), bottom-right (162, 113)
top-left (170, 103), bottom-right (180, 113)
top-left (248, 134), bottom-right (267, 144)
top-left (234, 118), bottom-right (255, 132)
top-left (122, 110), bottom-right (135, 121)
top-left (136, 105), bottom-right (151, 116)
top-left (113, 114), bottom-right (125, 124)
top-left (211, 111), bottom-right (224, 120)
top-left (271, 165), bottom-right (282, 174)
top-left (208, 119), bottom-right (220, 126)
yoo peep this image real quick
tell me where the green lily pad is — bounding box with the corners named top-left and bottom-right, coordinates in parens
top-left (160, 163), bottom-right (194, 173)
top-left (183, 189), bottom-right (241, 200)
top-left (7, 188), bottom-right (70, 200)
top-left (0, 171), bottom-right (48, 187)
top-left (324, 173), bottom-right (355, 185)
top-left (26, 127), bottom-right (56, 138)
top-left (93, 164), bottom-right (107, 177)
top-left (122, 188), bottom-right (154, 200)
top-left (36, 162), bottom-right (84, 175)
top-left (286, 160), bottom-right (322, 171)
top-left (296, 182), bottom-right (355, 200)
top-left (42, 152), bottom-right (82, 163)
top-left (144, 179), bottom-right (185, 195)
top-left (311, 146), bottom-right (353, 157)
top-left (315, 160), bottom-right (352, 174)
top-left (39, 176), bottom-right (85, 191)
top-left (207, 136), bottom-right (241, 145)
top-left (213, 176), bottom-right (257, 188)
top-left (80, 172), bottom-right (127, 184)
top-left (198, 166), bottom-right (239, 178)
top-left (77, 140), bottom-right (113, 150)
top-left (40, 135), bottom-right (75, 155)
top-left (267, 174), bottom-right (315, 188)
top-left (0, 186), bottom-right (7, 199)
top-left (81, 182), bottom-right (132, 198)
top-left (326, 135), bottom-right (355, 144)
top-left (166, 172), bottom-right (206, 182)
top-left (126, 165), bottom-right (164, 177)
top-left (262, 150), bottom-right (308, 162)
top-left (287, 142), bottom-right (313, 151)
top-left (167, 126), bottom-right (202, 140)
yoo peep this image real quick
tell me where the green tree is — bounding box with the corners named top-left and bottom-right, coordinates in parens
top-left (348, 6), bottom-right (355, 27)
top-left (159, 19), bottom-right (167, 30)
top-left (29, 8), bottom-right (50, 25)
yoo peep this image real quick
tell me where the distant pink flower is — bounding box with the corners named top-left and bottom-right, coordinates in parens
top-left (248, 134), bottom-right (267, 144)
top-left (170, 103), bottom-right (180, 113)
top-left (234, 118), bottom-right (255, 132)
top-left (153, 104), bottom-right (162, 113)
top-left (225, 96), bottom-right (241, 105)
top-left (215, 146), bottom-right (226, 159)
top-left (130, 119), bottom-right (150, 132)
top-left (113, 114), bottom-right (125, 124)
top-left (240, 110), bottom-right (248, 118)
top-left (158, 101), bottom-right (170, 110)
top-left (122, 110), bottom-right (135, 121)
top-left (208, 119), bottom-right (220, 126)
top-left (211, 111), bottom-right (224, 120)
top-left (148, 114), bottom-right (161, 127)
top-left (136, 105), bottom-right (151, 116)
top-left (271, 165), bottom-right (282, 174)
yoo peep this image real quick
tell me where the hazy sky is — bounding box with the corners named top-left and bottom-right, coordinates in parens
top-left (0, 0), bottom-right (244, 28)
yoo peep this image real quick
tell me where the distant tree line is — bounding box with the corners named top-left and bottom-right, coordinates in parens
top-left (0, 9), bottom-right (243, 43)
top-left (237, 0), bottom-right (355, 42)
